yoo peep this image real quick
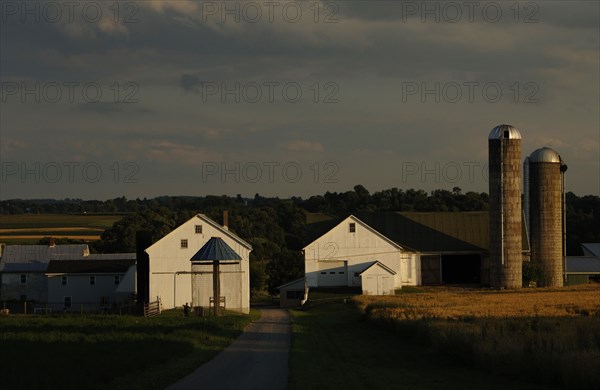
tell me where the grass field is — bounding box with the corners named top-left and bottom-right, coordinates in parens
top-left (289, 301), bottom-right (549, 390)
top-left (0, 214), bottom-right (123, 243)
top-left (0, 308), bottom-right (259, 390)
top-left (355, 285), bottom-right (600, 389)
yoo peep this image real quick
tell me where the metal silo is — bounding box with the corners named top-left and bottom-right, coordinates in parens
top-left (488, 124), bottom-right (523, 288)
top-left (528, 147), bottom-right (564, 287)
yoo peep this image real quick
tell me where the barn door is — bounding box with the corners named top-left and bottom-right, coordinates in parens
top-left (378, 276), bottom-right (392, 295)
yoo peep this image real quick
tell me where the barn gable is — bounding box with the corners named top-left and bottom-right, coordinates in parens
top-left (304, 215), bottom-right (414, 289)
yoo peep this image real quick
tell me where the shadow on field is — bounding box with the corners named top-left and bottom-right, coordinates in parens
top-left (0, 339), bottom-right (192, 390)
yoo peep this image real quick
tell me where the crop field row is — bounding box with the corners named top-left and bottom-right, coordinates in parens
top-left (0, 214), bottom-right (123, 243)
top-left (355, 284), bottom-right (600, 319)
top-left (355, 285), bottom-right (600, 389)
top-left (0, 214), bottom-right (123, 229)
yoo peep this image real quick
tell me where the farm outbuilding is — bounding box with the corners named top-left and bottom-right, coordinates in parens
top-left (359, 261), bottom-right (396, 295)
top-left (190, 237), bottom-right (245, 314)
top-left (141, 213), bottom-right (252, 313)
top-left (277, 278), bottom-right (308, 308)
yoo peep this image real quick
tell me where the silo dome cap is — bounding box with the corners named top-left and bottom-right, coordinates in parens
top-left (489, 124), bottom-right (522, 140)
top-left (530, 147), bottom-right (562, 163)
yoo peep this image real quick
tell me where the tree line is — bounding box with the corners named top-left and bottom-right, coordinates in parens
top-left (2, 186), bottom-right (599, 293)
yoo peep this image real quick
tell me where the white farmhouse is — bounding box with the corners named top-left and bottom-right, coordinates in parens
top-left (45, 254), bottom-right (136, 312)
top-left (0, 243), bottom-right (89, 302)
top-left (143, 214), bottom-right (252, 313)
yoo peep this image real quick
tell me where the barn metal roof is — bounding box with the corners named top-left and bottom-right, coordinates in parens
top-left (306, 211), bottom-right (530, 253)
top-left (582, 243), bottom-right (600, 258)
top-left (529, 147), bottom-right (561, 163)
top-left (358, 261), bottom-right (397, 275)
top-left (277, 277), bottom-right (306, 290)
top-left (0, 244), bottom-right (91, 272)
top-left (191, 237), bottom-right (242, 262)
top-left (50, 253), bottom-right (136, 261)
top-left (1, 263), bottom-right (48, 273)
top-left (0, 244), bottom-right (89, 263)
top-left (46, 259), bottom-right (135, 274)
top-left (488, 124), bottom-right (522, 140)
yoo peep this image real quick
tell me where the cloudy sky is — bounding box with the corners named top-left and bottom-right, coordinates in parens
top-left (1, 0), bottom-right (598, 200)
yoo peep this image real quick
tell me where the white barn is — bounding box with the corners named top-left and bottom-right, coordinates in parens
top-left (304, 212), bottom-right (522, 292)
top-left (144, 214), bottom-right (252, 313)
top-left (304, 215), bottom-right (419, 291)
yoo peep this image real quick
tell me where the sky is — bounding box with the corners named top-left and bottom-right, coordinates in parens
top-left (1, 0), bottom-right (598, 200)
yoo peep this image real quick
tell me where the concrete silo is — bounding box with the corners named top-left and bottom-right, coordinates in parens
top-left (528, 147), bottom-right (565, 287)
top-left (488, 124), bottom-right (523, 288)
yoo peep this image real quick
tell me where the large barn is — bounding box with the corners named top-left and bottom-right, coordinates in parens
top-left (141, 214), bottom-right (252, 313)
top-left (304, 211), bottom-right (530, 291)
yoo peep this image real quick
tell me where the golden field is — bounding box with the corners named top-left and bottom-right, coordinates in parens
top-left (355, 284), bottom-right (600, 319)
top-left (355, 285), bottom-right (600, 389)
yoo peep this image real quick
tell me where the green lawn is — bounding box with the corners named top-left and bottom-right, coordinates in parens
top-left (288, 301), bottom-right (553, 390)
top-left (0, 309), bottom-right (260, 390)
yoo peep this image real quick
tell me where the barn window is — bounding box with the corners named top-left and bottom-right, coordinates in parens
top-left (89, 276), bottom-right (96, 286)
top-left (114, 275), bottom-right (121, 285)
top-left (61, 276), bottom-right (68, 286)
top-left (181, 239), bottom-right (188, 249)
top-left (349, 223), bottom-right (356, 233)
top-left (195, 225), bottom-right (202, 234)
top-left (20, 274), bottom-right (27, 284)
top-left (338, 272), bottom-right (345, 274)
top-left (329, 271), bottom-right (336, 274)
top-left (320, 271), bottom-right (327, 274)
top-left (64, 296), bottom-right (72, 308)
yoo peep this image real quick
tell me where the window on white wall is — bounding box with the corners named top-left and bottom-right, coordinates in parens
top-left (195, 225), bottom-right (202, 234)
top-left (64, 296), bottom-right (72, 308)
top-left (349, 223), bottom-right (356, 233)
top-left (61, 276), bottom-right (68, 286)
top-left (89, 276), bottom-right (96, 286)
top-left (20, 274), bottom-right (27, 284)
top-left (181, 239), bottom-right (188, 249)
top-left (114, 275), bottom-right (121, 285)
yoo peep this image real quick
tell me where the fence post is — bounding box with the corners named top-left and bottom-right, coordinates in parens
top-left (24, 301), bottom-right (27, 315)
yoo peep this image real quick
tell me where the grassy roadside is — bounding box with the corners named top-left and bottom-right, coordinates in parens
top-left (288, 301), bottom-right (552, 390)
top-left (0, 308), bottom-right (260, 390)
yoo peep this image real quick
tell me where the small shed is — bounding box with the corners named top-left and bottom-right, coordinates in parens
top-left (359, 261), bottom-right (396, 295)
top-left (277, 278), bottom-right (308, 308)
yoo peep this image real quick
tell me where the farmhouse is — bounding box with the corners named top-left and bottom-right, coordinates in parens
top-left (45, 254), bottom-right (136, 312)
top-left (0, 243), bottom-right (89, 302)
top-left (139, 213), bottom-right (252, 313)
top-left (304, 211), bottom-right (530, 291)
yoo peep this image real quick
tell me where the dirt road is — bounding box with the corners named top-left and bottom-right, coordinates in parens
top-left (167, 308), bottom-right (290, 390)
